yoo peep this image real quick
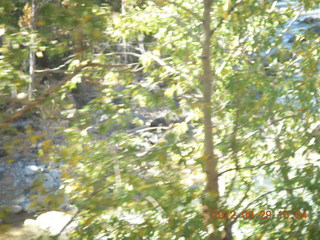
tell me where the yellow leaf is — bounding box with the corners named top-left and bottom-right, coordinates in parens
top-left (37, 20), bottom-right (45, 26)
top-left (157, 141), bottom-right (166, 146)
top-left (38, 149), bottom-right (44, 157)
top-left (82, 15), bottom-right (91, 22)
top-left (282, 227), bottom-right (291, 232)
top-left (155, 0), bottom-right (167, 7)
top-left (209, 191), bottom-right (219, 198)
top-left (232, 13), bottom-right (238, 22)
top-left (36, 51), bottom-right (43, 58)
top-left (61, 170), bottom-right (70, 178)
top-left (42, 140), bottom-right (52, 151)
top-left (83, 215), bottom-right (99, 227)
top-left (30, 135), bottom-right (38, 144)
top-left (223, 10), bottom-right (228, 19)
top-left (70, 155), bottom-right (82, 166)
top-left (73, 144), bottom-right (83, 152)
top-left (60, 149), bottom-right (69, 157)
top-left (29, 133), bottom-right (46, 144)
top-left (6, 159), bottom-right (15, 164)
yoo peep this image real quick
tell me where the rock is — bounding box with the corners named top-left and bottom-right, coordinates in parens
top-left (20, 200), bottom-right (31, 212)
top-left (24, 165), bottom-right (39, 176)
top-left (271, 48), bottom-right (293, 63)
top-left (308, 26), bottom-right (320, 35)
top-left (71, 78), bottom-right (97, 109)
top-left (288, 35), bottom-right (296, 43)
top-left (49, 169), bottom-right (61, 180)
top-left (26, 161), bottom-right (37, 166)
top-left (289, 25), bottom-right (320, 43)
top-left (60, 204), bottom-right (78, 214)
top-left (9, 205), bottom-right (23, 213)
top-left (0, 148), bottom-right (7, 158)
top-left (12, 119), bottom-right (33, 132)
top-left (2, 219), bottom-right (49, 240)
top-left (300, 17), bottom-right (320, 24)
top-left (112, 84), bottom-right (126, 92)
top-left (1, 160), bottom-right (64, 211)
top-left (24, 218), bottom-right (37, 226)
top-left (33, 211), bottom-right (76, 235)
top-left (112, 97), bottom-right (123, 105)
top-left (42, 173), bottom-right (60, 190)
top-left (0, 167), bottom-right (5, 180)
top-left (150, 117), bottom-right (168, 127)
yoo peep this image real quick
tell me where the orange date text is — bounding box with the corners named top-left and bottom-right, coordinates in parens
top-left (211, 210), bottom-right (307, 220)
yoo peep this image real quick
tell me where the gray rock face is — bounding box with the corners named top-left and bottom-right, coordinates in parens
top-left (283, 8), bottom-right (320, 43)
top-left (308, 25), bottom-right (320, 35)
top-left (9, 205), bottom-right (23, 214)
top-left (0, 107), bottom-right (70, 216)
top-left (0, 160), bottom-right (62, 212)
top-left (300, 17), bottom-right (320, 24)
top-left (24, 165), bottom-right (39, 176)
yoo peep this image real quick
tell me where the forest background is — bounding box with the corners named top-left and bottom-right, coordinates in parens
top-left (0, 0), bottom-right (319, 239)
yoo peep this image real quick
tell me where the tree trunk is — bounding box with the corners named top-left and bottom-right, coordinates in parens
top-left (201, 0), bottom-right (220, 239)
top-left (28, 0), bottom-right (36, 100)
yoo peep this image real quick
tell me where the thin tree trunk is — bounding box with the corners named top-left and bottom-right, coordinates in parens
top-left (28, 0), bottom-right (36, 100)
top-left (201, 0), bottom-right (221, 239)
top-left (121, 0), bottom-right (128, 63)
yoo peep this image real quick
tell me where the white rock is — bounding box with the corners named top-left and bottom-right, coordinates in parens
top-left (35, 211), bottom-right (75, 235)
top-left (24, 165), bottom-right (39, 175)
top-left (24, 218), bottom-right (37, 226)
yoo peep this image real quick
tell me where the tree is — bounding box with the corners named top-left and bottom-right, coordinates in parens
top-left (201, 0), bottom-right (221, 238)
top-left (0, 0), bottom-right (319, 239)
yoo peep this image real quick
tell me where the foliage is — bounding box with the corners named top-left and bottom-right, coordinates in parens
top-left (0, 0), bottom-right (319, 239)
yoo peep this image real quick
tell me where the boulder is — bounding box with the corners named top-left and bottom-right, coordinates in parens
top-left (308, 25), bottom-right (320, 35)
top-left (300, 17), bottom-right (320, 24)
top-left (24, 211), bottom-right (76, 236)
top-left (24, 165), bottom-right (39, 176)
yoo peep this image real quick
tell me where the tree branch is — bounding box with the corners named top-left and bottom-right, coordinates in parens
top-left (231, 186), bottom-right (305, 224)
top-left (0, 63), bottom-right (92, 129)
top-left (211, 0), bottom-right (244, 36)
top-left (0, 95), bottom-right (31, 104)
top-left (218, 135), bottom-right (312, 177)
top-left (166, 0), bottom-right (202, 21)
top-left (150, 0), bottom-right (201, 42)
